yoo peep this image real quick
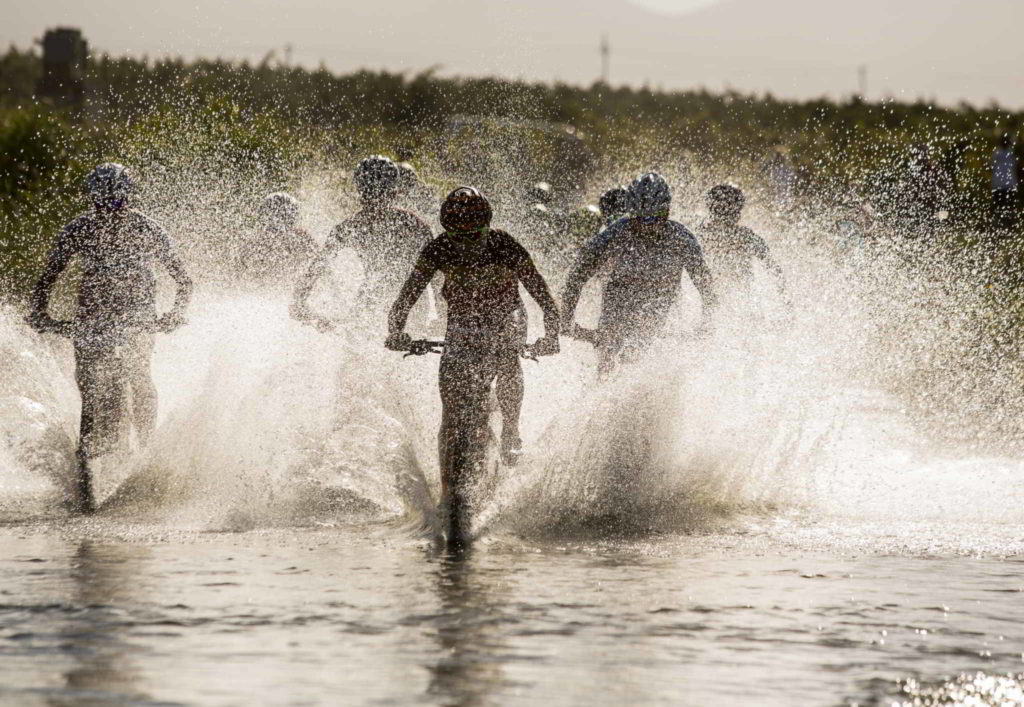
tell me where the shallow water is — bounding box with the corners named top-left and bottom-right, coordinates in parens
top-left (1, 522), bottom-right (1023, 706)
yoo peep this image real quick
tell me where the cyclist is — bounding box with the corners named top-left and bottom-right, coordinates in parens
top-left (240, 192), bottom-right (316, 286)
top-left (385, 187), bottom-right (560, 542)
top-left (291, 155), bottom-right (432, 331)
top-left (598, 185), bottom-right (631, 226)
top-left (561, 172), bottom-right (716, 376)
top-left (698, 184), bottom-right (789, 303)
top-left (25, 163), bottom-right (193, 512)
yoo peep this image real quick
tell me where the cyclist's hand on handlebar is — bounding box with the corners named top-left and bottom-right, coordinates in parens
top-left (529, 334), bottom-right (560, 357)
top-left (312, 317), bottom-right (335, 333)
top-left (154, 311), bottom-right (186, 333)
top-left (26, 312), bottom-right (72, 337)
top-left (385, 331), bottom-right (412, 351)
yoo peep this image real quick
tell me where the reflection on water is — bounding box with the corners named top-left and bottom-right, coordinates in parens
top-left (427, 553), bottom-right (509, 706)
top-left (0, 526), bottom-right (1023, 706)
top-left (57, 541), bottom-right (150, 706)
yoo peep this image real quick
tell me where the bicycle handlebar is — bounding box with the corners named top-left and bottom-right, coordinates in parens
top-left (398, 339), bottom-right (544, 361)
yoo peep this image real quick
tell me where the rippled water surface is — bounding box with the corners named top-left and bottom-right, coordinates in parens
top-left (1, 522), bottom-right (1023, 706)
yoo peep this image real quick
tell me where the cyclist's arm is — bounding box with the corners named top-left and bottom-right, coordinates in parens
top-left (155, 237), bottom-right (193, 322)
top-left (27, 227), bottom-right (76, 330)
top-left (516, 254), bottom-right (560, 340)
top-left (291, 230), bottom-right (343, 321)
top-left (682, 239), bottom-right (718, 315)
top-left (388, 253), bottom-right (438, 336)
top-left (752, 234), bottom-right (791, 304)
top-left (560, 228), bottom-right (617, 327)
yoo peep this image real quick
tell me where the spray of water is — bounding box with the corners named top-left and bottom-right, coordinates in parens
top-left (2, 114), bottom-right (1023, 550)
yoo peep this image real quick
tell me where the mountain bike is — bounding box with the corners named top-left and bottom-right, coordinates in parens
top-left (397, 338), bottom-right (548, 551)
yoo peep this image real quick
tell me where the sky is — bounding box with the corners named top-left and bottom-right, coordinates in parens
top-left (4, 0), bottom-right (1023, 107)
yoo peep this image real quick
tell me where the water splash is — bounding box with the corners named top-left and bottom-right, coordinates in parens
top-left (2, 132), bottom-right (1023, 551)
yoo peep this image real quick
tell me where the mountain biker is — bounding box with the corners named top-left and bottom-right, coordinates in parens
top-left (522, 180), bottom-right (563, 246)
top-left (385, 187), bottom-right (560, 536)
top-left (598, 186), bottom-right (631, 226)
top-left (561, 172), bottom-right (716, 376)
top-left (698, 184), bottom-right (790, 304)
top-left (239, 192), bottom-right (316, 286)
top-left (25, 163), bottom-right (193, 512)
top-left (291, 155), bottom-right (432, 332)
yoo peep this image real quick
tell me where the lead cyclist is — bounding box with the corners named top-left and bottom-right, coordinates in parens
top-left (385, 186), bottom-right (560, 547)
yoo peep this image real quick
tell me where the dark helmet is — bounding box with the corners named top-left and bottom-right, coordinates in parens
top-left (440, 186), bottom-right (492, 233)
top-left (599, 186), bottom-right (631, 220)
top-left (527, 181), bottom-right (553, 205)
top-left (259, 192), bottom-right (300, 231)
top-left (353, 155), bottom-right (399, 201)
top-left (629, 172), bottom-right (672, 218)
top-left (85, 162), bottom-right (135, 208)
top-left (707, 183), bottom-right (745, 218)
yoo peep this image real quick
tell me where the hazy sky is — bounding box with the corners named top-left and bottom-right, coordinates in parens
top-left (5, 0), bottom-right (1022, 107)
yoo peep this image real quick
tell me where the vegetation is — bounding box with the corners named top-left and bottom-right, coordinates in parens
top-left (1, 45), bottom-right (1022, 298)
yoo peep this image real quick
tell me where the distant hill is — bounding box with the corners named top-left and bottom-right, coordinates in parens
top-left (3, 0), bottom-right (1022, 106)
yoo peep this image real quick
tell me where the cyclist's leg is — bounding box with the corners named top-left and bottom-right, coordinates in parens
top-left (123, 333), bottom-right (157, 445)
top-left (495, 309), bottom-right (526, 460)
top-left (438, 347), bottom-right (497, 544)
top-left (72, 340), bottom-right (127, 511)
top-left (495, 353), bottom-right (523, 463)
top-left (74, 342), bottom-right (125, 459)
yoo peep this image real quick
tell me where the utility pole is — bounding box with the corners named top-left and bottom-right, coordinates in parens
top-left (600, 34), bottom-right (610, 84)
top-left (858, 65), bottom-right (867, 100)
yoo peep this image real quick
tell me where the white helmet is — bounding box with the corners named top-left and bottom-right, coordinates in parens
top-left (85, 163), bottom-right (135, 207)
top-left (259, 192), bottom-right (300, 231)
top-left (629, 172), bottom-right (671, 218)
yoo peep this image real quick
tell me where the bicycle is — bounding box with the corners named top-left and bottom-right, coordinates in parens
top-left (26, 314), bottom-right (182, 514)
top-left (394, 337), bottom-right (549, 551)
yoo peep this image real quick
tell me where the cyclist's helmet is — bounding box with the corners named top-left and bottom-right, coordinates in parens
top-left (259, 192), bottom-right (300, 230)
top-left (86, 163), bottom-right (135, 209)
top-left (353, 155), bottom-right (399, 201)
top-left (707, 183), bottom-right (745, 218)
top-left (599, 186), bottom-right (631, 221)
top-left (440, 186), bottom-right (493, 233)
top-left (629, 172), bottom-right (672, 218)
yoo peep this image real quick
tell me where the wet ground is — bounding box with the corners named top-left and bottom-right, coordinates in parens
top-left (1, 520), bottom-right (1022, 706)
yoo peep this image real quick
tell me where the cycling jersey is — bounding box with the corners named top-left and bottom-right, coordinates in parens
top-left (417, 229), bottom-right (530, 342)
top-left (328, 206), bottom-right (432, 296)
top-left (697, 221), bottom-right (770, 285)
top-left (562, 217), bottom-right (713, 339)
top-left (30, 209), bottom-right (182, 344)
